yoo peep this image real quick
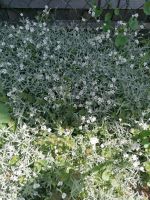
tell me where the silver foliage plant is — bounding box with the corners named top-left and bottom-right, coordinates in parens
top-left (0, 10), bottom-right (150, 200)
top-left (0, 124), bottom-right (146, 200)
top-left (0, 16), bottom-right (149, 129)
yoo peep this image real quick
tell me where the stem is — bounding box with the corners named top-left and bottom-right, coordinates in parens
top-left (97, 0), bottom-right (101, 8)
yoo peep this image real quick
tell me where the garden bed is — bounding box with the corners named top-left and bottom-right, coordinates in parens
top-left (0, 11), bottom-right (150, 200)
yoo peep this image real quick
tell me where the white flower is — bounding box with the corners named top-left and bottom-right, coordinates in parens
top-left (20, 13), bottom-right (23, 17)
top-left (135, 40), bottom-right (139, 45)
top-left (81, 116), bottom-right (85, 122)
top-left (8, 34), bottom-right (13, 38)
top-left (41, 125), bottom-right (47, 131)
top-left (82, 17), bottom-right (86, 22)
top-left (43, 22), bottom-right (47, 27)
top-left (22, 124), bottom-right (27, 129)
top-left (45, 5), bottom-right (48, 10)
top-left (57, 181), bottom-right (63, 186)
top-left (140, 25), bottom-right (144, 29)
top-left (100, 144), bottom-right (105, 148)
top-left (130, 64), bottom-right (134, 69)
top-left (109, 84), bottom-right (114, 88)
top-left (74, 27), bottom-right (79, 32)
top-left (106, 33), bottom-right (110, 39)
top-left (12, 87), bottom-right (17, 92)
top-left (132, 13), bottom-right (139, 18)
top-left (62, 193), bottom-right (67, 199)
top-left (11, 175), bottom-right (18, 182)
top-left (112, 78), bottom-right (116, 82)
top-left (55, 45), bottom-right (61, 51)
top-left (20, 64), bottom-right (24, 70)
top-left (10, 45), bottom-right (14, 49)
top-left (1, 69), bottom-right (7, 74)
top-left (90, 116), bottom-right (96, 123)
top-left (142, 123), bottom-right (149, 130)
top-left (2, 42), bottom-right (5, 46)
top-left (132, 155), bottom-right (138, 161)
top-left (47, 128), bottom-right (52, 133)
top-left (134, 13), bottom-right (139, 18)
top-left (90, 137), bottom-right (99, 145)
top-left (30, 27), bottom-right (34, 32)
top-left (131, 143), bottom-right (140, 151)
top-left (98, 97), bottom-right (104, 103)
top-left (33, 183), bottom-right (40, 189)
top-left (15, 170), bottom-right (22, 176)
top-left (133, 161), bottom-right (140, 167)
top-left (11, 25), bottom-right (15, 29)
top-left (87, 119), bottom-right (90, 124)
top-left (123, 153), bottom-right (129, 158)
top-left (91, 11), bottom-right (95, 17)
top-left (25, 24), bottom-right (30, 31)
top-left (139, 122), bottom-right (149, 130)
top-left (139, 166), bottom-right (145, 172)
top-left (64, 129), bottom-right (72, 136)
top-left (107, 100), bottom-right (111, 105)
top-left (88, 8), bottom-right (92, 14)
top-left (135, 32), bottom-right (138, 36)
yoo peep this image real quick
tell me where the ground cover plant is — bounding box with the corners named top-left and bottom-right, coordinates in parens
top-left (0, 7), bottom-right (150, 200)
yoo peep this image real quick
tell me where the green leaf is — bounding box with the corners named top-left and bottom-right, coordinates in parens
top-left (95, 7), bottom-right (103, 18)
top-left (34, 159), bottom-right (48, 172)
top-left (9, 155), bottom-right (20, 166)
top-left (144, 1), bottom-right (150, 15)
top-left (115, 34), bottom-right (128, 47)
top-left (20, 92), bottom-right (35, 103)
top-left (134, 130), bottom-right (150, 140)
top-left (103, 22), bottom-right (112, 32)
top-left (129, 17), bottom-right (139, 30)
top-left (144, 161), bottom-right (150, 173)
top-left (141, 138), bottom-right (149, 147)
top-left (0, 138), bottom-right (5, 148)
top-left (105, 13), bottom-right (112, 22)
top-left (0, 84), bottom-right (7, 103)
top-left (114, 8), bottom-right (120, 16)
top-left (0, 103), bottom-right (10, 124)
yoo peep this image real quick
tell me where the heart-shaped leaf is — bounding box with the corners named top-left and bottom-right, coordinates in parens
top-left (95, 7), bottom-right (103, 18)
top-left (144, 1), bottom-right (150, 15)
top-left (129, 17), bottom-right (139, 30)
top-left (115, 34), bottom-right (128, 47)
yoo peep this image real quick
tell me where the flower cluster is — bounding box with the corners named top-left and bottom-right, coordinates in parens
top-left (0, 123), bottom-right (148, 200)
top-left (0, 18), bottom-right (149, 130)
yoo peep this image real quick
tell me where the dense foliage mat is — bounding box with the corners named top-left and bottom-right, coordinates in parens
top-left (0, 16), bottom-right (150, 200)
